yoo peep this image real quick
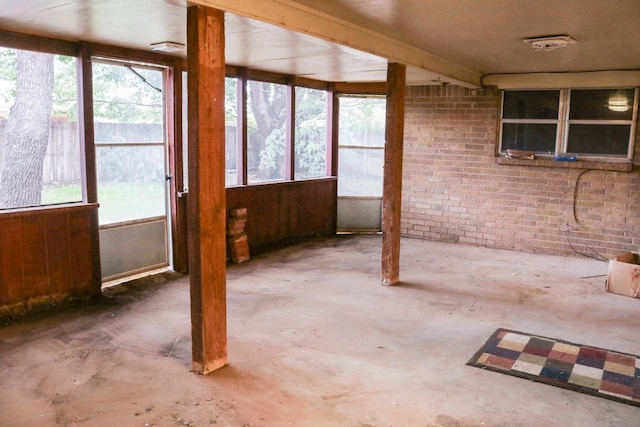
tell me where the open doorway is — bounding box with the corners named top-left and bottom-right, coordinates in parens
top-left (93, 59), bottom-right (171, 284)
top-left (337, 96), bottom-right (386, 232)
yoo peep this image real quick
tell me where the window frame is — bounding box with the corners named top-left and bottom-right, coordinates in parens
top-left (223, 66), bottom-right (333, 188)
top-left (294, 86), bottom-right (330, 181)
top-left (0, 45), bottom-right (83, 211)
top-left (498, 87), bottom-right (639, 161)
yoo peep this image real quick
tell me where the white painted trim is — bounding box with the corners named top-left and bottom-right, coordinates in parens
top-left (483, 71), bottom-right (640, 89)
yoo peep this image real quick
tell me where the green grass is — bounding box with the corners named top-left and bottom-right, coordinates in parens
top-left (41, 184), bottom-right (82, 205)
top-left (42, 182), bottom-right (166, 225)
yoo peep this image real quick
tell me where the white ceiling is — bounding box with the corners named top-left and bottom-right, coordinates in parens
top-left (0, 0), bottom-right (639, 86)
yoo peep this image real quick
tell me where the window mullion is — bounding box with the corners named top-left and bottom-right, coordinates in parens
top-left (558, 89), bottom-right (570, 154)
top-left (627, 87), bottom-right (639, 159)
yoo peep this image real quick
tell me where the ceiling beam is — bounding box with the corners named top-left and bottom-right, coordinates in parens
top-left (192, 0), bottom-right (483, 88)
top-left (483, 71), bottom-right (640, 89)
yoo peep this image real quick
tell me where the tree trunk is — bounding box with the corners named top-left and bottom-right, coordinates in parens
top-left (249, 81), bottom-right (286, 138)
top-left (248, 81), bottom-right (286, 180)
top-left (0, 50), bottom-right (54, 208)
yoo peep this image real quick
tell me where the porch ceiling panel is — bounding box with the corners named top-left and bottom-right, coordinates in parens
top-left (0, 0), bottom-right (639, 86)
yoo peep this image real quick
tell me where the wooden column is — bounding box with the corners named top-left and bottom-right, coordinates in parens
top-left (381, 63), bottom-right (406, 286)
top-left (286, 84), bottom-right (295, 180)
top-left (187, 5), bottom-right (228, 374)
top-left (328, 83), bottom-right (339, 177)
top-left (170, 65), bottom-right (189, 273)
top-left (76, 42), bottom-right (102, 294)
top-left (237, 68), bottom-right (248, 186)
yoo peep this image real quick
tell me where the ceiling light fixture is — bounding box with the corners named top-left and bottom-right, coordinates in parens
top-left (150, 41), bottom-right (185, 53)
top-left (523, 35), bottom-right (577, 51)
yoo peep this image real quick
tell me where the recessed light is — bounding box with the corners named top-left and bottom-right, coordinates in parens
top-left (523, 35), bottom-right (576, 51)
top-left (150, 41), bottom-right (185, 53)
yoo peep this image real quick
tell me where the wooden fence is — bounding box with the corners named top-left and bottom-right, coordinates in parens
top-left (0, 120), bottom-right (166, 185)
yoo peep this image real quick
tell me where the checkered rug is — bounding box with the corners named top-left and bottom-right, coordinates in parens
top-left (467, 328), bottom-right (640, 407)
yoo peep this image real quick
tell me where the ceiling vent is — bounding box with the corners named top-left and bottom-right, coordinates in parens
top-left (150, 41), bottom-right (185, 53)
top-left (523, 35), bottom-right (577, 51)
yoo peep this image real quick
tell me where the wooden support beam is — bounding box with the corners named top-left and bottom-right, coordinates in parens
top-left (169, 66), bottom-right (189, 274)
top-left (381, 63), bottom-right (406, 286)
top-left (76, 43), bottom-right (102, 294)
top-left (77, 43), bottom-right (97, 205)
top-left (187, 5), bottom-right (228, 374)
top-left (286, 84), bottom-right (295, 181)
top-left (327, 83), bottom-right (338, 178)
top-left (334, 81), bottom-right (387, 96)
top-left (237, 68), bottom-right (248, 186)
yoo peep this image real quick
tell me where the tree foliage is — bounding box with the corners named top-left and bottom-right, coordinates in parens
top-left (247, 81), bottom-right (287, 180)
top-left (338, 97), bottom-right (386, 146)
top-left (92, 63), bottom-right (163, 124)
top-left (295, 87), bottom-right (327, 178)
top-left (0, 48), bottom-right (76, 119)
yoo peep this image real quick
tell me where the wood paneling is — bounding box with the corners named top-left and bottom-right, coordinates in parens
top-left (0, 216), bottom-right (24, 305)
top-left (226, 178), bottom-right (337, 255)
top-left (68, 207), bottom-right (100, 294)
top-left (334, 82), bottom-right (387, 95)
top-left (21, 214), bottom-right (49, 299)
top-left (45, 209), bottom-right (72, 295)
top-left (0, 29), bottom-right (76, 56)
top-left (0, 204), bottom-right (100, 315)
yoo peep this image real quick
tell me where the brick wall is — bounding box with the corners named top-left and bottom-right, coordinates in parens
top-left (402, 84), bottom-right (640, 259)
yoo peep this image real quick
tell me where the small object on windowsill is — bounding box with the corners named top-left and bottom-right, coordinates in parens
top-left (506, 149), bottom-right (535, 159)
top-left (555, 153), bottom-right (578, 162)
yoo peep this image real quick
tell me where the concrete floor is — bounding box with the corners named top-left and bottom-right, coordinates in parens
top-left (1, 235), bottom-right (638, 426)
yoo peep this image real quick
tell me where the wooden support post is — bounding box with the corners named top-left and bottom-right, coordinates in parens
top-left (76, 43), bottom-right (102, 295)
top-left (328, 83), bottom-right (338, 177)
top-left (170, 65), bottom-right (189, 273)
top-left (237, 67), bottom-right (248, 186)
top-left (187, 5), bottom-right (228, 374)
top-left (381, 63), bottom-right (406, 286)
top-left (286, 84), bottom-right (295, 181)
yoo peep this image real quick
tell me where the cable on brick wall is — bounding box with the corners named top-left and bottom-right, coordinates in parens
top-left (572, 169), bottom-right (594, 225)
top-left (565, 168), bottom-right (608, 262)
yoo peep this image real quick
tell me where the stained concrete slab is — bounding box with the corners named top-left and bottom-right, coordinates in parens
top-left (0, 235), bottom-right (638, 426)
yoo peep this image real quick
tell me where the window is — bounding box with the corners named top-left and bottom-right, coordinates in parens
top-left (247, 80), bottom-right (287, 184)
top-left (225, 77), bottom-right (239, 186)
top-left (499, 88), bottom-right (638, 159)
top-left (337, 97), bottom-right (386, 197)
top-left (93, 61), bottom-right (166, 225)
top-left (182, 71), bottom-right (188, 192)
top-left (567, 89), bottom-right (635, 156)
top-left (0, 47), bottom-right (81, 210)
top-left (295, 87), bottom-right (328, 180)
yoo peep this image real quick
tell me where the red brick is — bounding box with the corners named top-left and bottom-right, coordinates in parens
top-left (401, 84), bottom-right (640, 257)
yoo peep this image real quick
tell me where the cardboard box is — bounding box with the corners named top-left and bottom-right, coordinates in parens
top-left (606, 252), bottom-right (640, 298)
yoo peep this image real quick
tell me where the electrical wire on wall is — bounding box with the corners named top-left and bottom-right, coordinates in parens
top-left (564, 168), bottom-right (609, 262)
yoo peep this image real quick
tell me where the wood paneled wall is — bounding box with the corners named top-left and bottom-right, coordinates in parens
top-left (0, 179), bottom-right (337, 317)
top-left (0, 204), bottom-right (101, 318)
top-left (226, 178), bottom-right (337, 255)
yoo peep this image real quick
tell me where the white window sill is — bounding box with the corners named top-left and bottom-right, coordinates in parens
top-left (494, 156), bottom-right (633, 172)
